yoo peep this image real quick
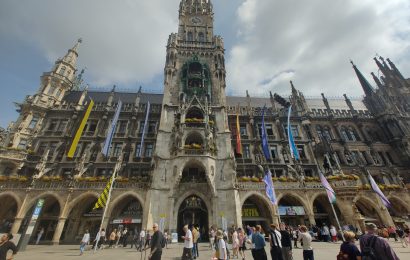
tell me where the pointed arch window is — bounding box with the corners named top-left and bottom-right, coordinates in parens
top-left (340, 126), bottom-right (350, 141)
top-left (198, 32), bottom-right (205, 42)
top-left (187, 32), bottom-right (193, 41)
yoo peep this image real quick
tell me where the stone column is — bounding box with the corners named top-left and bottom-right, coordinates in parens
top-left (307, 214), bottom-right (316, 226)
top-left (52, 218), bottom-right (67, 245)
top-left (10, 217), bottom-right (23, 234)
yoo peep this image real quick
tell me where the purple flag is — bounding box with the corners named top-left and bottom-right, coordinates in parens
top-left (368, 174), bottom-right (391, 208)
top-left (263, 170), bottom-right (277, 205)
top-left (319, 172), bottom-right (336, 204)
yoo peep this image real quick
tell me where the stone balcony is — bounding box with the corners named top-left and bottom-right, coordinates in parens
top-left (0, 147), bottom-right (28, 161)
top-left (236, 179), bottom-right (361, 191)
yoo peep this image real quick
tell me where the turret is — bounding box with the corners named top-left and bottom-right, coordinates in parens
top-left (351, 60), bottom-right (375, 96)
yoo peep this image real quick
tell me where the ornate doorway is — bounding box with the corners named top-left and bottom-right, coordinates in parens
top-left (177, 196), bottom-right (208, 241)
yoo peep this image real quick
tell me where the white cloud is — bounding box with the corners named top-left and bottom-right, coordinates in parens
top-left (227, 0), bottom-right (410, 97)
top-left (0, 0), bottom-right (181, 88)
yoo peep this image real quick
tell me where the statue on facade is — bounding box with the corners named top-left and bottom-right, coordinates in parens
top-left (74, 150), bottom-right (91, 179)
top-left (0, 127), bottom-right (6, 147)
top-left (33, 149), bottom-right (53, 179)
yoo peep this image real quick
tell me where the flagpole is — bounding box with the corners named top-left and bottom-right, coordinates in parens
top-left (93, 155), bottom-right (122, 253)
top-left (314, 158), bottom-right (345, 241)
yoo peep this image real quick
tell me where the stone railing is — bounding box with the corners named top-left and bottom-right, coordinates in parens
top-left (0, 148), bottom-right (28, 161)
top-left (0, 181), bottom-right (30, 189)
top-left (184, 149), bottom-right (205, 155)
top-left (236, 179), bottom-right (360, 191)
top-left (330, 180), bottom-right (360, 189)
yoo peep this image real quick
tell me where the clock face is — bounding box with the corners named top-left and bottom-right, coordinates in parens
top-left (191, 16), bottom-right (202, 24)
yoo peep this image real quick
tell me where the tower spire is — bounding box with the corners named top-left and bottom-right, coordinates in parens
top-left (351, 60), bottom-right (375, 96)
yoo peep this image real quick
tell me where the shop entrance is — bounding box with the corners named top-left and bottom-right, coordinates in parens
top-left (177, 196), bottom-right (208, 241)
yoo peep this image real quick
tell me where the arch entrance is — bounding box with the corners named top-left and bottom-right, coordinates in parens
top-left (177, 195), bottom-right (208, 241)
top-left (354, 198), bottom-right (382, 225)
top-left (313, 195), bottom-right (343, 227)
top-left (109, 196), bottom-right (143, 236)
top-left (61, 195), bottom-right (100, 244)
top-left (241, 195), bottom-right (272, 232)
top-left (0, 194), bottom-right (18, 233)
top-left (388, 197), bottom-right (410, 227)
top-left (278, 195), bottom-right (307, 226)
top-left (19, 196), bottom-right (60, 245)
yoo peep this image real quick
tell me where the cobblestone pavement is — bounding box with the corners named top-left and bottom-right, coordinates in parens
top-left (11, 241), bottom-right (410, 260)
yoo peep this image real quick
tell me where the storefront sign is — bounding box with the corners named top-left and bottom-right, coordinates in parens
top-left (242, 208), bottom-right (260, 217)
top-left (278, 206), bottom-right (305, 216)
top-left (112, 218), bottom-right (141, 224)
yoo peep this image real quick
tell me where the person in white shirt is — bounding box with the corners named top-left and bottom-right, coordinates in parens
top-left (138, 229), bottom-right (146, 251)
top-left (80, 229), bottom-right (90, 255)
top-left (215, 230), bottom-right (227, 260)
top-left (298, 225), bottom-right (313, 260)
top-left (181, 225), bottom-right (193, 259)
top-left (269, 224), bottom-right (283, 260)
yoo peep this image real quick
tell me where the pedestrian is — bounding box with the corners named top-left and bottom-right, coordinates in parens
top-left (115, 228), bottom-right (122, 248)
top-left (131, 229), bottom-right (139, 249)
top-left (36, 227), bottom-right (44, 245)
top-left (232, 227), bottom-right (239, 259)
top-left (238, 227), bottom-right (246, 260)
top-left (388, 226), bottom-right (398, 242)
top-left (298, 225), bottom-right (314, 260)
top-left (292, 227), bottom-right (299, 248)
top-left (279, 223), bottom-right (293, 260)
top-left (337, 231), bottom-right (361, 260)
top-left (321, 223), bottom-right (330, 242)
top-left (251, 225), bottom-right (267, 260)
top-left (122, 227), bottom-right (129, 247)
top-left (79, 229), bottom-right (90, 255)
top-left (397, 227), bottom-right (408, 248)
top-left (148, 223), bottom-right (164, 260)
top-left (269, 224), bottom-right (283, 260)
top-left (0, 233), bottom-right (17, 260)
top-left (330, 225), bottom-right (338, 243)
top-left (163, 231), bottom-right (168, 249)
top-left (210, 227), bottom-right (216, 249)
top-left (214, 230), bottom-right (228, 260)
top-left (145, 231), bottom-right (152, 250)
top-left (109, 229), bottom-right (116, 248)
top-left (139, 229), bottom-right (146, 251)
top-left (181, 225), bottom-right (193, 260)
top-left (192, 226), bottom-right (199, 259)
top-left (359, 223), bottom-right (399, 260)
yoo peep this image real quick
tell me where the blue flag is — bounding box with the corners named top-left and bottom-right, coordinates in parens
top-left (138, 101), bottom-right (151, 157)
top-left (263, 170), bottom-right (277, 205)
top-left (102, 100), bottom-right (122, 157)
top-left (287, 105), bottom-right (300, 160)
top-left (261, 106), bottom-right (271, 160)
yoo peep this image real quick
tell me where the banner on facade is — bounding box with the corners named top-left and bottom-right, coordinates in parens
top-left (278, 206), bottom-right (305, 216)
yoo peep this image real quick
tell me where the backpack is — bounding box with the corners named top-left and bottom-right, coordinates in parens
top-left (336, 251), bottom-right (349, 260)
top-left (160, 233), bottom-right (166, 248)
top-left (361, 236), bottom-right (378, 260)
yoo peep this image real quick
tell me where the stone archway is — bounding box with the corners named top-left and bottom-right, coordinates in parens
top-left (108, 194), bottom-right (144, 238)
top-left (18, 194), bottom-right (61, 245)
top-left (388, 196), bottom-right (410, 226)
top-left (278, 194), bottom-right (309, 226)
top-left (177, 195), bottom-right (209, 241)
top-left (312, 194), bottom-right (343, 227)
top-left (0, 193), bottom-right (19, 233)
top-left (354, 197), bottom-right (383, 225)
top-left (60, 193), bottom-right (99, 244)
top-left (241, 193), bottom-right (273, 233)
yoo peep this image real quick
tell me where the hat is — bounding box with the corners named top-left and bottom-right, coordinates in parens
top-left (216, 230), bottom-right (223, 239)
top-left (366, 223), bottom-right (377, 230)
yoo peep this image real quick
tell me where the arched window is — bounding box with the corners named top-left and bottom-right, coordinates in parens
top-left (198, 32), bottom-right (205, 42)
top-left (348, 127), bottom-right (360, 141)
top-left (340, 127), bottom-right (350, 141)
top-left (187, 32), bottom-right (193, 41)
top-left (316, 125), bottom-right (323, 140)
top-left (323, 126), bottom-right (332, 141)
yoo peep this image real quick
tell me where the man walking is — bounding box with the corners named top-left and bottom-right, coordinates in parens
top-left (280, 223), bottom-right (293, 260)
top-left (181, 225), bottom-right (193, 260)
top-left (79, 229), bottom-right (90, 255)
top-left (149, 223), bottom-right (164, 260)
top-left (138, 229), bottom-right (146, 251)
top-left (359, 223), bottom-right (400, 260)
top-left (269, 224), bottom-right (283, 260)
top-left (298, 226), bottom-right (314, 260)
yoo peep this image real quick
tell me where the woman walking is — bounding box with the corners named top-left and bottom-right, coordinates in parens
top-left (238, 228), bottom-right (246, 260)
top-left (109, 229), bottom-right (117, 248)
top-left (232, 228), bottom-right (239, 259)
top-left (214, 230), bottom-right (228, 260)
top-left (330, 225), bottom-right (338, 243)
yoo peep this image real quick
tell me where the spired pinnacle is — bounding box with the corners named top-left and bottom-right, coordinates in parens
top-left (180, 0), bottom-right (213, 15)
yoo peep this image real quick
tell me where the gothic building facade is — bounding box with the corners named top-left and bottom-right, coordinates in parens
top-left (0, 0), bottom-right (409, 244)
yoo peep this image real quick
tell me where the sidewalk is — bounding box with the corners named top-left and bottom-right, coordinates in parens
top-left (13, 241), bottom-right (409, 259)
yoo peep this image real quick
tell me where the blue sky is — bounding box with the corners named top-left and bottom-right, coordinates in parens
top-left (1, 0), bottom-right (410, 128)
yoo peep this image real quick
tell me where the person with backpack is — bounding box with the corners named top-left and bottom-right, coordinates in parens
top-left (269, 224), bottom-right (283, 260)
top-left (359, 223), bottom-right (400, 260)
top-left (148, 223), bottom-right (164, 260)
top-left (338, 231), bottom-right (361, 260)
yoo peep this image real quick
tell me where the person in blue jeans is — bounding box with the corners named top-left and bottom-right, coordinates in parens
top-left (80, 230), bottom-right (90, 255)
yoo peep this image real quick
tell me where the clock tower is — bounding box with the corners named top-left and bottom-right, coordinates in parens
top-left (148, 0), bottom-right (239, 235)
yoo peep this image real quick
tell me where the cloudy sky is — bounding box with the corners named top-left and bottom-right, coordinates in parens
top-left (0, 0), bottom-right (409, 128)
